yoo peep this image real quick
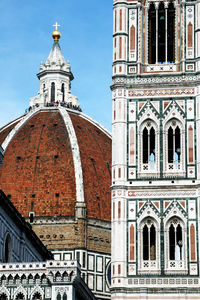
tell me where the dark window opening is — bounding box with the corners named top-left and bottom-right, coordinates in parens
top-left (51, 82), bottom-right (55, 103)
top-left (57, 294), bottom-right (61, 300)
top-left (143, 223), bottom-right (156, 261)
top-left (143, 127), bottom-right (148, 163)
top-left (143, 225), bottom-right (149, 260)
top-left (168, 125), bottom-right (181, 163)
top-left (29, 212), bottom-right (34, 223)
top-left (148, 4), bottom-right (156, 64)
top-left (168, 126), bottom-right (173, 163)
top-left (176, 224), bottom-right (182, 260)
top-left (63, 293), bottom-right (67, 300)
top-left (150, 225), bottom-right (156, 260)
top-left (143, 126), bottom-right (155, 164)
top-left (150, 127), bottom-right (155, 162)
top-left (167, 2), bottom-right (175, 63)
top-left (158, 2), bottom-right (165, 63)
top-left (61, 83), bottom-right (65, 102)
top-left (169, 224), bottom-right (175, 260)
top-left (175, 126), bottom-right (181, 162)
top-left (148, 2), bottom-right (175, 64)
top-left (169, 222), bottom-right (182, 260)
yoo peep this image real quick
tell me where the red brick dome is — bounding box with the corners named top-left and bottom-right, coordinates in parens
top-left (0, 108), bottom-right (111, 222)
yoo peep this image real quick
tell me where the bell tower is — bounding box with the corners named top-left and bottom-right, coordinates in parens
top-left (111, 0), bottom-right (200, 298)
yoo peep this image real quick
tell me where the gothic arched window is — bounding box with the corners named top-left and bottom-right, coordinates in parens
top-left (139, 217), bottom-right (160, 273)
top-left (51, 82), bottom-right (55, 103)
top-left (169, 223), bottom-right (182, 260)
top-left (142, 126), bottom-right (155, 164)
top-left (167, 125), bottom-right (181, 163)
top-left (148, 1), bottom-right (175, 64)
top-left (61, 83), bottom-right (65, 102)
top-left (143, 223), bottom-right (156, 260)
top-left (165, 217), bottom-right (187, 272)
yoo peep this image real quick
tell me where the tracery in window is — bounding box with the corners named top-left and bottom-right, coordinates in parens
top-left (148, 1), bottom-right (175, 64)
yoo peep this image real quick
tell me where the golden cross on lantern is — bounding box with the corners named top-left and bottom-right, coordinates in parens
top-left (53, 22), bottom-right (60, 31)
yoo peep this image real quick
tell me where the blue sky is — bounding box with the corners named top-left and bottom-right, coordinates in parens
top-left (0, 0), bottom-right (113, 131)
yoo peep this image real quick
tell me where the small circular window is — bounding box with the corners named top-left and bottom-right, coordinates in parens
top-left (3, 233), bottom-right (12, 263)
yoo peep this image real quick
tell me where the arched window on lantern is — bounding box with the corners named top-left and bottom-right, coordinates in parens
top-left (51, 82), bottom-right (55, 103)
top-left (61, 83), bottom-right (65, 102)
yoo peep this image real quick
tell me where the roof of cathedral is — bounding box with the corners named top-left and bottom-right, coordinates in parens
top-left (0, 107), bottom-right (111, 221)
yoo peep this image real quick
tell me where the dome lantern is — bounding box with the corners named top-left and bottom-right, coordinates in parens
top-left (29, 23), bottom-right (80, 111)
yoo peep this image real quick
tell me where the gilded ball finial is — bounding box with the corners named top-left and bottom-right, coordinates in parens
top-left (52, 22), bottom-right (61, 41)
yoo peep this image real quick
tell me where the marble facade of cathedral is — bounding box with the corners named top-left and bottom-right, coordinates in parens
top-left (0, 25), bottom-right (111, 299)
top-left (0, 190), bottom-right (95, 300)
top-left (111, 0), bottom-right (200, 299)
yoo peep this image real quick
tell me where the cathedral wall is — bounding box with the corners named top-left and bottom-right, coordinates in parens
top-left (32, 219), bottom-right (111, 254)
